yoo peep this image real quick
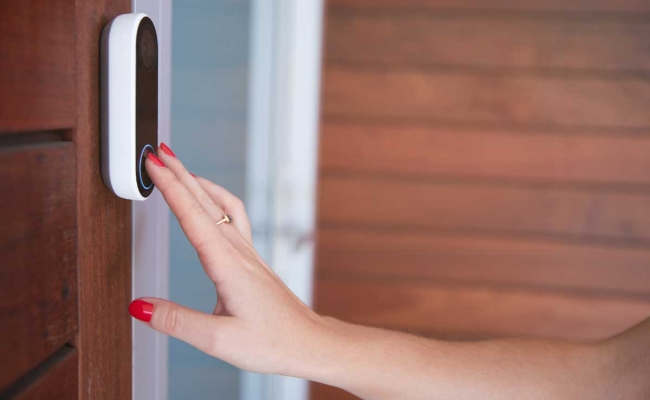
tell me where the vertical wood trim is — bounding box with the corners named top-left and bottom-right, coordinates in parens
top-left (75, 1), bottom-right (132, 399)
top-left (155, 2), bottom-right (172, 398)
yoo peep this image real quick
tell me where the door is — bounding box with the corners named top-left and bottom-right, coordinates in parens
top-left (0, 1), bottom-right (132, 398)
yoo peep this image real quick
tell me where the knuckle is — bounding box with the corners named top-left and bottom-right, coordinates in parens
top-left (207, 322), bottom-right (235, 357)
top-left (178, 200), bottom-right (206, 224)
top-left (189, 200), bottom-right (206, 216)
top-left (224, 242), bottom-right (242, 260)
top-left (208, 331), bottom-right (223, 356)
top-left (193, 231), bottom-right (222, 260)
top-left (159, 179), bottom-right (184, 200)
top-left (194, 238), bottom-right (215, 259)
top-left (231, 197), bottom-right (246, 213)
top-left (200, 190), bottom-right (217, 207)
top-left (163, 306), bottom-right (183, 337)
top-left (152, 169), bottom-right (174, 190)
top-left (199, 240), bottom-right (235, 268)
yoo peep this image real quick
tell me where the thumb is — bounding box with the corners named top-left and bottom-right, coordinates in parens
top-left (129, 297), bottom-right (234, 357)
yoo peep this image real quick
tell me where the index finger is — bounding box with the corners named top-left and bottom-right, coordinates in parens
top-left (145, 155), bottom-right (226, 258)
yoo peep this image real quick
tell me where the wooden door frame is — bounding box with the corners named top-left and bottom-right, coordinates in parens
top-left (75, 1), bottom-right (132, 399)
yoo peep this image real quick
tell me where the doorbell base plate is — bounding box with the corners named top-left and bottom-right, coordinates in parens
top-left (101, 13), bottom-right (158, 201)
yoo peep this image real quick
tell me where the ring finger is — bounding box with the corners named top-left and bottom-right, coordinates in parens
top-left (195, 176), bottom-right (252, 243)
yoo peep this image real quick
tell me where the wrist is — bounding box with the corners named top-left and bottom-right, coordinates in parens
top-left (283, 314), bottom-right (354, 383)
top-left (292, 315), bottom-right (392, 388)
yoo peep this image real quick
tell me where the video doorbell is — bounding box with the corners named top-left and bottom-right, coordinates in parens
top-left (101, 13), bottom-right (158, 201)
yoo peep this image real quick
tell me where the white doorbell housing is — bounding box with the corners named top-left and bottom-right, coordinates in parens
top-left (101, 13), bottom-right (158, 201)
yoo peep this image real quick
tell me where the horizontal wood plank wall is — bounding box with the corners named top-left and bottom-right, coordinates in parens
top-left (313, 1), bottom-right (650, 399)
top-left (324, 69), bottom-right (650, 128)
top-left (0, 1), bottom-right (76, 132)
top-left (317, 279), bottom-right (650, 341)
top-left (0, 1), bottom-right (80, 397)
top-left (321, 125), bottom-right (650, 185)
top-left (7, 348), bottom-right (78, 400)
top-left (0, 143), bottom-right (78, 392)
top-left (326, 0), bottom-right (650, 12)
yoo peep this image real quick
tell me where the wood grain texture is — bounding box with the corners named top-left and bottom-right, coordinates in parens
top-left (314, 2), bottom-right (650, 399)
top-left (8, 348), bottom-right (78, 400)
top-left (322, 67), bottom-right (650, 128)
top-left (320, 124), bottom-right (650, 185)
top-left (327, 0), bottom-right (650, 12)
top-left (317, 228), bottom-right (650, 295)
top-left (0, 143), bottom-right (77, 392)
top-left (319, 176), bottom-right (650, 242)
top-left (75, 1), bottom-right (132, 399)
top-left (315, 279), bottom-right (650, 341)
top-left (326, 14), bottom-right (650, 72)
top-left (0, 0), bottom-right (76, 132)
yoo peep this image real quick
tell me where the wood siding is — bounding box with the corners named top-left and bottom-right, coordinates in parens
top-left (0, 1), bottom-right (132, 398)
top-left (313, 1), bottom-right (650, 398)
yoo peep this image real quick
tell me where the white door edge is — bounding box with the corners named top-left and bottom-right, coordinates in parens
top-left (132, 1), bottom-right (171, 400)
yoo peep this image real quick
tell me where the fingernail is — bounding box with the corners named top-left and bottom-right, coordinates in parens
top-left (190, 172), bottom-right (196, 178)
top-left (160, 142), bottom-right (176, 158)
top-left (148, 152), bottom-right (165, 167)
top-left (129, 299), bottom-right (154, 322)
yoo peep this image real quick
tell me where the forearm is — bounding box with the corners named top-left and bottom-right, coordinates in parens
top-left (598, 318), bottom-right (650, 399)
top-left (301, 317), bottom-right (440, 399)
top-left (299, 316), bottom-right (623, 400)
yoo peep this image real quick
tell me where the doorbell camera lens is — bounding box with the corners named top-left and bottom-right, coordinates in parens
top-left (139, 27), bottom-right (157, 69)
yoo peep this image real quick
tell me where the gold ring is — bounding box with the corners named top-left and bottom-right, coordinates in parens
top-left (216, 214), bottom-right (232, 225)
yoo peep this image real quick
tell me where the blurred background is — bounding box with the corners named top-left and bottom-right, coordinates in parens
top-left (169, 0), bottom-right (650, 399)
top-left (312, 0), bottom-right (650, 398)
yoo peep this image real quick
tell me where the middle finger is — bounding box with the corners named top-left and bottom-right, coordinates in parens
top-left (157, 143), bottom-right (233, 231)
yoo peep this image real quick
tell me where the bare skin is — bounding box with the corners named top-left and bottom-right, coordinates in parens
top-left (136, 145), bottom-right (650, 400)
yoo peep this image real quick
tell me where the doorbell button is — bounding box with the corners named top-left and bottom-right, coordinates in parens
top-left (139, 144), bottom-right (155, 190)
top-left (101, 13), bottom-right (158, 201)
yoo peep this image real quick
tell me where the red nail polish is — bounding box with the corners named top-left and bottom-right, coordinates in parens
top-left (129, 299), bottom-right (154, 322)
top-left (148, 152), bottom-right (165, 167)
top-left (160, 142), bottom-right (176, 158)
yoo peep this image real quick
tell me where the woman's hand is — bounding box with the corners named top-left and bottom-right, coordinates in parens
top-left (130, 144), bottom-right (325, 377)
top-left (130, 144), bottom-right (649, 400)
